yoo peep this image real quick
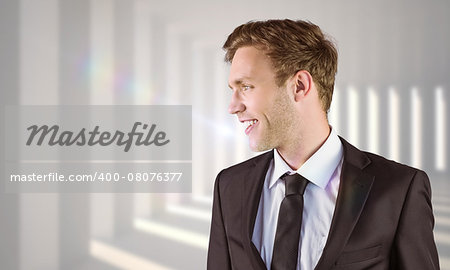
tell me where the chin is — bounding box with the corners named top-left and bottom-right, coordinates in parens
top-left (248, 141), bottom-right (260, 152)
top-left (249, 139), bottom-right (272, 152)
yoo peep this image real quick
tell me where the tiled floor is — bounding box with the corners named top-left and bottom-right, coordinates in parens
top-left (82, 177), bottom-right (449, 270)
top-left (432, 176), bottom-right (450, 270)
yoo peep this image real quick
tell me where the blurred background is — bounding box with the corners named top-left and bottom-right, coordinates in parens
top-left (1, 0), bottom-right (449, 269)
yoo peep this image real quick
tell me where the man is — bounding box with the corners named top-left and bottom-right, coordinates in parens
top-left (207, 19), bottom-right (439, 270)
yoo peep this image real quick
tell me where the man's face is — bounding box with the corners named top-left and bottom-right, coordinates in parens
top-left (228, 46), bottom-right (296, 152)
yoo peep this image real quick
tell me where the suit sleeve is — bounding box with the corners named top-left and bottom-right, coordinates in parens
top-left (390, 170), bottom-right (440, 269)
top-left (207, 171), bottom-right (232, 270)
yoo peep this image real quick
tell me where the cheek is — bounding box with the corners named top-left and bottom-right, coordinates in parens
top-left (254, 95), bottom-right (276, 113)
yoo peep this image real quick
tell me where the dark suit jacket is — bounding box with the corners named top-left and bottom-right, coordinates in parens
top-left (207, 137), bottom-right (439, 270)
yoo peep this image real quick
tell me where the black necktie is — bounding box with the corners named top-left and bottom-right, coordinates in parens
top-left (271, 173), bottom-right (309, 270)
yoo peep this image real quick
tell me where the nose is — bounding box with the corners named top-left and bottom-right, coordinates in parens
top-left (228, 90), bottom-right (245, 114)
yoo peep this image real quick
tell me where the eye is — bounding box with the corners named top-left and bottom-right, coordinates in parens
top-left (242, 85), bottom-right (252, 91)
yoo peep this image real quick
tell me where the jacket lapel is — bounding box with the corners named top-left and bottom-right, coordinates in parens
top-left (315, 137), bottom-right (375, 270)
top-left (242, 151), bottom-right (273, 270)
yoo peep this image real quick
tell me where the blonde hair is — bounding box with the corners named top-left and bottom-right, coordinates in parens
top-left (223, 19), bottom-right (338, 112)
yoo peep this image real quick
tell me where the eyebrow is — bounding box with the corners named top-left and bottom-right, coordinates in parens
top-left (228, 77), bottom-right (252, 89)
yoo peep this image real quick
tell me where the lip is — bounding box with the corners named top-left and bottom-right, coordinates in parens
top-left (239, 118), bottom-right (256, 123)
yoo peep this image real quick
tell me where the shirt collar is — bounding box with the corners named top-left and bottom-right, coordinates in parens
top-left (269, 128), bottom-right (343, 190)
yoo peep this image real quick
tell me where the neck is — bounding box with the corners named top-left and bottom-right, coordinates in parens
top-left (277, 119), bottom-right (330, 170)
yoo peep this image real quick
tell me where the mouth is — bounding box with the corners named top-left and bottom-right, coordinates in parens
top-left (243, 119), bottom-right (258, 135)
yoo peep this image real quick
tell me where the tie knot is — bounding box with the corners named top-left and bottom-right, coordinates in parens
top-left (281, 173), bottom-right (309, 196)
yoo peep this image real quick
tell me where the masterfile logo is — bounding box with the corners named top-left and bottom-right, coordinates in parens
top-left (3, 105), bottom-right (192, 193)
top-left (26, 122), bottom-right (170, 152)
top-left (5, 105), bottom-right (191, 161)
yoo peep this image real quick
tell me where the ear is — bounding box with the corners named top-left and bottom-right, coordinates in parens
top-left (292, 70), bottom-right (313, 102)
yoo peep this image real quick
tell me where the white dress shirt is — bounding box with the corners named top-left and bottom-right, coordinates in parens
top-left (251, 128), bottom-right (344, 270)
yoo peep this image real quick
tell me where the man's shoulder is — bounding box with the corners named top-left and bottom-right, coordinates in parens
top-left (213, 151), bottom-right (272, 194)
top-left (218, 150), bottom-right (273, 177)
top-left (363, 150), bottom-right (427, 180)
top-left (340, 138), bottom-right (431, 198)
top-left (341, 137), bottom-right (426, 181)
